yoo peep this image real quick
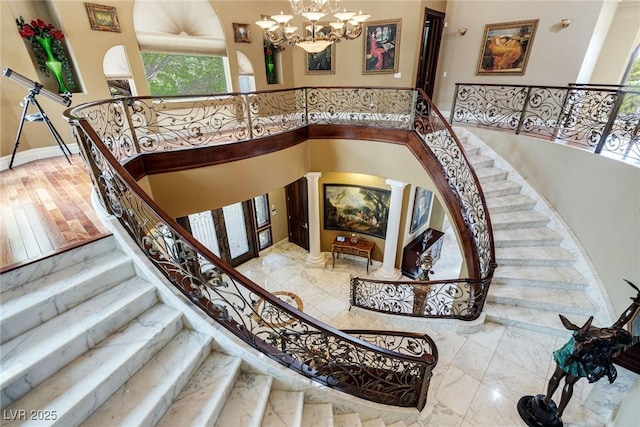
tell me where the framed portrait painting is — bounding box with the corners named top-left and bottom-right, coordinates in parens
top-left (363, 19), bottom-right (401, 74)
top-left (324, 184), bottom-right (391, 239)
top-left (233, 23), bottom-right (251, 43)
top-left (304, 23), bottom-right (335, 74)
top-left (85, 3), bottom-right (120, 33)
top-left (410, 187), bottom-right (433, 234)
top-left (476, 19), bottom-right (538, 75)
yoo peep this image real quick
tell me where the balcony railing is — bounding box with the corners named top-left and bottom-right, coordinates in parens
top-left (450, 83), bottom-right (640, 163)
top-left (64, 86), bottom-right (495, 409)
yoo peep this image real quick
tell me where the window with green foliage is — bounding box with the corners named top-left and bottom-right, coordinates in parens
top-left (140, 52), bottom-right (228, 96)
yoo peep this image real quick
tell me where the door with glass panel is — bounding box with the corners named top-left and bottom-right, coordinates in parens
top-left (179, 195), bottom-right (273, 268)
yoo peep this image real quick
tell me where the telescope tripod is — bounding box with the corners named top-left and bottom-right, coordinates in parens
top-left (9, 86), bottom-right (72, 169)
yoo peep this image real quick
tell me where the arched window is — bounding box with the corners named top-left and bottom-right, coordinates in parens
top-left (103, 45), bottom-right (136, 97)
top-left (622, 44), bottom-right (640, 86)
top-left (132, 0), bottom-right (230, 96)
top-left (236, 51), bottom-right (255, 93)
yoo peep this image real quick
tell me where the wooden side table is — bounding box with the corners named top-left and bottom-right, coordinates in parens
top-left (331, 237), bottom-right (374, 273)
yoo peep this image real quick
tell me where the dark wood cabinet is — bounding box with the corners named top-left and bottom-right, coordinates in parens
top-left (401, 228), bottom-right (444, 279)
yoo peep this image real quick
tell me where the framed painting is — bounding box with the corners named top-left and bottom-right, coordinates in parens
top-left (304, 23), bottom-right (335, 74)
top-left (410, 187), bottom-right (433, 233)
top-left (233, 23), bottom-right (251, 43)
top-left (85, 3), bottom-right (120, 33)
top-left (363, 19), bottom-right (401, 74)
top-left (476, 19), bottom-right (538, 75)
top-left (324, 184), bottom-right (391, 239)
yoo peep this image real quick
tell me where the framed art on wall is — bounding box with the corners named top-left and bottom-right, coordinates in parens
top-left (233, 23), bottom-right (251, 43)
top-left (476, 19), bottom-right (538, 75)
top-left (304, 23), bottom-right (335, 74)
top-left (85, 3), bottom-right (121, 33)
top-left (363, 19), bottom-right (401, 74)
top-left (410, 187), bottom-right (433, 234)
top-left (324, 184), bottom-right (391, 239)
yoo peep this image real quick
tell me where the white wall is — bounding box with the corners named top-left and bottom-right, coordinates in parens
top-left (433, 0), bottom-right (611, 109)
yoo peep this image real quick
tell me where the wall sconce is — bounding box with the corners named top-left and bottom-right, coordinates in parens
top-left (458, 27), bottom-right (467, 36)
top-left (560, 18), bottom-right (572, 28)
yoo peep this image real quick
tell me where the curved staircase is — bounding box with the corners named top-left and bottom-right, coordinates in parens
top-left (0, 236), bottom-right (406, 427)
top-left (455, 127), bottom-right (611, 335)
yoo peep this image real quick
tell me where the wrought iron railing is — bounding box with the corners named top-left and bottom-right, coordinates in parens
top-left (450, 83), bottom-right (640, 162)
top-left (65, 87), bottom-right (447, 410)
top-left (64, 86), bottom-right (496, 408)
top-left (349, 90), bottom-right (496, 320)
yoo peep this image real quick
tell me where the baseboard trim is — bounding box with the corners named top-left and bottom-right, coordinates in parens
top-left (0, 143), bottom-right (80, 171)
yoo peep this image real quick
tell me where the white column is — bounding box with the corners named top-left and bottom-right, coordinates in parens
top-left (304, 172), bottom-right (325, 268)
top-left (374, 179), bottom-right (407, 280)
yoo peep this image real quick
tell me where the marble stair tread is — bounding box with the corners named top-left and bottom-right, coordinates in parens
top-left (479, 180), bottom-right (522, 198)
top-left (301, 403), bottom-right (335, 427)
top-left (490, 211), bottom-right (550, 229)
top-left (493, 227), bottom-right (564, 247)
top-left (261, 389), bottom-right (304, 427)
top-left (214, 372), bottom-right (272, 427)
top-left (0, 277), bottom-right (157, 397)
top-left (1, 304), bottom-right (183, 427)
top-left (488, 283), bottom-right (596, 315)
top-left (387, 422), bottom-right (407, 427)
top-left (495, 246), bottom-right (575, 266)
top-left (156, 352), bottom-right (242, 427)
top-left (334, 413), bottom-right (362, 427)
top-left (475, 166), bottom-right (508, 183)
top-left (492, 265), bottom-right (589, 289)
top-left (82, 329), bottom-right (212, 427)
top-left (461, 143), bottom-right (481, 155)
top-left (466, 154), bottom-right (495, 169)
top-left (484, 302), bottom-right (594, 337)
top-left (0, 250), bottom-right (135, 343)
top-left (485, 194), bottom-right (536, 213)
top-left (0, 235), bottom-right (115, 292)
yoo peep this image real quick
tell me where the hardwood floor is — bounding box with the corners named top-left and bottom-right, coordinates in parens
top-left (0, 155), bottom-right (111, 272)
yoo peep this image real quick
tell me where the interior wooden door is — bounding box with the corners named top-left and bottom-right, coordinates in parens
top-left (415, 8), bottom-right (445, 100)
top-left (285, 178), bottom-right (309, 250)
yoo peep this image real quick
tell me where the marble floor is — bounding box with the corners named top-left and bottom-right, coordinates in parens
top-left (236, 228), bottom-right (630, 427)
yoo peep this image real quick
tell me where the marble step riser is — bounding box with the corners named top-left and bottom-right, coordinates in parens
top-left (261, 390), bottom-right (304, 427)
top-left (487, 201), bottom-right (537, 214)
top-left (0, 237), bottom-right (115, 292)
top-left (491, 219), bottom-right (550, 230)
top-left (484, 313), bottom-right (567, 338)
top-left (3, 308), bottom-right (185, 427)
top-left (487, 295), bottom-right (594, 316)
top-left (0, 259), bottom-right (135, 344)
top-left (215, 373), bottom-right (273, 427)
top-left (494, 238), bottom-right (563, 248)
top-left (156, 354), bottom-right (242, 427)
top-left (1, 285), bottom-right (158, 406)
top-left (82, 331), bottom-right (212, 427)
top-left (491, 278), bottom-right (588, 291)
top-left (470, 158), bottom-right (495, 169)
top-left (478, 171), bottom-right (509, 183)
top-left (482, 187), bottom-right (522, 198)
top-left (495, 258), bottom-right (574, 267)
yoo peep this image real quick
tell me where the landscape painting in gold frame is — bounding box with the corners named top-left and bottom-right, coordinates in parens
top-left (85, 3), bottom-right (120, 33)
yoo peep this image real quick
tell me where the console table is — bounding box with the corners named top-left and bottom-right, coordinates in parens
top-left (331, 237), bottom-right (374, 273)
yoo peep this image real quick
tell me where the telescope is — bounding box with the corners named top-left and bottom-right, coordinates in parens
top-left (3, 67), bottom-right (72, 107)
top-left (3, 67), bottom-right (73, 168)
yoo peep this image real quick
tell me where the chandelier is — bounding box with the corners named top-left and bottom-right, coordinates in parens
top-left (256, 0), bottom-right (370, 54)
